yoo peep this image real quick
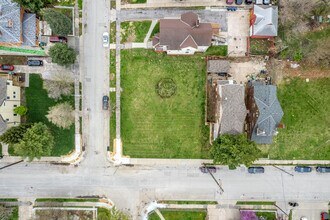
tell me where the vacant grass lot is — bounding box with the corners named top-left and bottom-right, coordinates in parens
top-left (149, 209), bottom-right (207, 220)
top-left (250, 38), bottom-right (269, 55)
top-left (120, 49), bottom-right (209, 158)
top-left (268, 78), bottom-right (330, 160)
top-left (110, 21), bottom-right (151, 43)
top-left (25, 74), bottom-right (74, 156)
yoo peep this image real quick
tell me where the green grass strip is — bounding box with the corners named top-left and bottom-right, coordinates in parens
top-left (236, 201), bottom-right (275, 205)
top-left (35, 198), bottom-right (99, 203)
top-left (159, 200), bottom-right (217, 205)
top-left (0, 198), bottom-right (18, 202)
top-left (0, 46), bottom-right (45, 55)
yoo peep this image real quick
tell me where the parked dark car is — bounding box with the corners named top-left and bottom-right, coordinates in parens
top-left (226, 0), bottom-right (234, 4)
top-left (200, 166), bottom-right (217, 173)
top-left (321, 212), bottom-right (329, 220)
top-left (102, 95), bottom-right (109, 110)
top-left (235, 0), bottom-right (243, 4)
top-left (0, 64), bottom-right (14, 71)
top-left (49, 36), bottom-right (68, 43)
top-left (316, 166), bottom-right (330, 173)
top-left (245, 0), bottom-right (253, 4)
top-left (294, 166), bottom-right (312, 173)
top-left (27, 60), bottom-right (43, 66)
top-left (248, 167), bottom-right (264, 174)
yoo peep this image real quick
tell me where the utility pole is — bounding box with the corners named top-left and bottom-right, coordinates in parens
top-left (203, 163), bottom-right (224, 193)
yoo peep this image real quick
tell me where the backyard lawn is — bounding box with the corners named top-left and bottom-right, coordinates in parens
top-left (249, 38), bottom-right (269, 55)
top-left (119, 49), bottom-right (209, 158)
top-left (149, 210), bottom-right (207, 220)
top-left (25, 74), bottom-right (74, 156)
top-left (268, 78), bottom-right (330, 160)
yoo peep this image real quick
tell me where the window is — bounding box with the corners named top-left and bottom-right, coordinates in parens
top-left (13, 95), bottom-right (16, 98)
top-left (13, 105), bottom-right (17, 107)
top-left (6, 119), bottom-right (9, 122)
top-left (13, 91), bottom-right (16, 95)
top-left (6, 82), bottom-right (9, 85)
top-left (13, 114), bottom-right (17, 116)
top-left (6, 96), bottom-right (9, 99)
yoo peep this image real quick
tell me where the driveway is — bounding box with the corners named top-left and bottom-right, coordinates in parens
top-left (291, 202), bottom-right (329, 220)
top-left (227, 10), bottom-right (250, 57)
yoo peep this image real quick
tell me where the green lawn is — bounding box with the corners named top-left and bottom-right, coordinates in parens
top-left (25, 74), bottom-right (74, 156)
top-left (149, 210), bottom-right (207, 220)
top-left (119, 49), bottom-right (210, 158)
top-left (255, 211), bottom-right (276, 220)
top-left (268, 78), bottom-right (330, 160)
top-left (236, 201), bottom-right (275, 205)
top-left (205, 46), bottom-right (228, 56)
top-left (250, 38), bottom-right (269, 55)
top-left (110, 21), bottom-right (152, 43)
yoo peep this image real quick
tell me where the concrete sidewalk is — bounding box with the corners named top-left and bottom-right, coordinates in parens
top-left (122, 0), bottom-right (227, 9)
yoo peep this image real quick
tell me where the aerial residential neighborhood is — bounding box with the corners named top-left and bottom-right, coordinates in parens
top-left (0, 0), bottom-right (329, 219)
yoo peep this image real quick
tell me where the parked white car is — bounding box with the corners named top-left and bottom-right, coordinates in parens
top-left (102, 32), bottom-right (109, 47)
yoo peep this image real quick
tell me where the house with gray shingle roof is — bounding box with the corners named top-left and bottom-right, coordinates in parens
top-left (0, 0), bottom-right (37, 46)
top-left (213, 80), bottom-right (247, 140)
top-left (247, 84), bottom-right (283, 144)
top-left (250, 5), bottom-right (278, 38)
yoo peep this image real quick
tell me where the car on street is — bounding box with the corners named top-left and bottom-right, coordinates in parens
top-left (321, 212), bottom-right (329, 220)
top-left (0, 64), bottom-right (14, 71)
top-left (226, 0), bottom-right (234, 4)
top-left (49, 36), bottom-right (67, 43)
top-left (27, 60), bottom-right (43, 66)
top-left (235, 0), bottom-right (243, 4)
top-left (263, 0), bottom-right (270, 4)
top-left (245, 0), bottom-right (253, 4)
top-left (103, 32), bottom-right (109, 47)
top-left (102, 95), bottom-right (109, 110)
top-left (200, 166), bottom-right (217, 173)
top-left (294, 166), bottom-right (312, 173)
top-left (248, 167), bottom-right (264, 174)
top-left (316, 166), bottom-right (330, 173)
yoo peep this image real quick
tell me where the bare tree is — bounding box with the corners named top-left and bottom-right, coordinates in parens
top-left (46, 102), bottom-right (75, 129)
top-left (0, 205), bottom-right (13, 220)
top-left (43, 72), bottom-right (74, 100)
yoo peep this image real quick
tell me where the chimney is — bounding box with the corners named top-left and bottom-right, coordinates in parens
top-left (7, 19), bottom-right (13, 28)
top-left (196, 19), bottom-right (200, 27)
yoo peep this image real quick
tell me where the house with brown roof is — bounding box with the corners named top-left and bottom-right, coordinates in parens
top-left (152, 12), bottom-right (214, 55)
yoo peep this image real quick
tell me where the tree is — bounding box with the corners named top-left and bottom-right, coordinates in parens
top-left (14, 123), bottom-right (54, 161)
top-left (42, 9), bottom-right (72, 36)
top-left (13, 0), bottom-right (53, 13)
top-left (0, 205), bottom-right (13, 220)
top-left (14, 106), bottom-right (28, 116)
top-left (43, 72), bottom-right (74, 100)
top-left (46, 102), bottom-right (74, 129)
top-left (0, 124), bottom-right (32, 144)
top-left (48, 43), bottom-right (76, 66)
top-left (97, 207), bottom-right (130, 220)
top-left (211, 134), bottom-right (261, 168)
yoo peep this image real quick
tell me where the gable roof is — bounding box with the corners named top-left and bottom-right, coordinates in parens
top-left (251, 5), bottom-right (278, 37)
top-left (251, 85), bottom-right (283, 144)
top-left (0, 0), bottom-right (37, 46)
top-left (154, 12), bottom-right (213, 50)
top-left (217, 82), bottom-right (246, 135)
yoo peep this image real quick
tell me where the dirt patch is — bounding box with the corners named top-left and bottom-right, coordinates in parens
top-left (283, 64), bottom-right (330, 79)
top-left (0, 55), bottom-right (28, 65)
top-left (229, 57), bottom-right (266, 84)
top-left (34, 209), bottom-right (95, 220)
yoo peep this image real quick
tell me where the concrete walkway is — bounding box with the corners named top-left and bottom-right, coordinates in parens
top-left (155, 209), bottom-right (165, 220)
top-left (144, 19), bottom-right (158, 44)
top-left (18, 198), bottom-right (34, 220)
top-left (1, 143), bottom-right (8, 156)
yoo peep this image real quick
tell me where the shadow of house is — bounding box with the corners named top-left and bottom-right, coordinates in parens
top-left (153, 12), bottom-right (215, 55)
top-left (0, 0), bottom-right (38, 46)
top-left (246, 82), bottom-right (283, 144)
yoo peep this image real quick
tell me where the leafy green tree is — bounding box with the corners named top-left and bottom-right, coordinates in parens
top-left (13, 0), bottom-right (53, 13)
top-left (0, 124), bottom-right (32, 144)
top-left (97, 207), bottom-right (130, 220)
top-left (49, 43), bottom-right (76, 66)
top-left (211, 134), bottom-right (261, 168)
top-left (43, 9), bottom-right (72, 36)
top-left (14, 106), bottom-right (28, 116)
top-left (14, 123), bottom-right (54, 161)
